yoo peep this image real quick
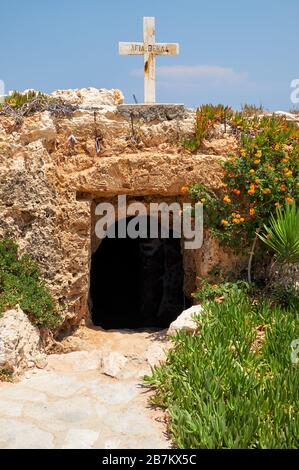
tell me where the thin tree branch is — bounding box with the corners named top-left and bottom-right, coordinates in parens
top-left (248, 230), bottom-right (260, 283)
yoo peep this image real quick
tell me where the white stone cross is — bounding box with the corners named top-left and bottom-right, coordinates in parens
top-left (119, 17), bottom-right (179, 104)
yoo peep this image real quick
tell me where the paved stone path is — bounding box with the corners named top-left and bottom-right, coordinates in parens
top-left (0, 328), bottom-right (171, 449)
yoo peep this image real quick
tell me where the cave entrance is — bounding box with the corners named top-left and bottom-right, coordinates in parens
top-left (89, 216), bottom-right (187, 329)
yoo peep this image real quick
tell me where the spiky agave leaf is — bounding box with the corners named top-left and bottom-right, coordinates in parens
top-left (258, 202), bottom-right (299, 264)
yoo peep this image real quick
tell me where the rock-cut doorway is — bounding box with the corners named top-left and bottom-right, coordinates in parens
top-left (89, 216), bottom-right (187, 329)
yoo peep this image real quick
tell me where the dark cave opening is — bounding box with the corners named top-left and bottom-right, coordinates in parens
top-left (89, 216), bottom-right (189, 329)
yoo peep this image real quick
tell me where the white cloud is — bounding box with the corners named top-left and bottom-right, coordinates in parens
top-left (131, 64), bottom-right (247, 83)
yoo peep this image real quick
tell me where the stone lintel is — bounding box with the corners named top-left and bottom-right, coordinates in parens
top-left (69, 154), bottom-right (224, 198)
top-left (117, 104), bottom-right (186, 122)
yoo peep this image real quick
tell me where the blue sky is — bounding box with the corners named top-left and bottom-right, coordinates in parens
top-left (0, 0), bottom-right (298, 109)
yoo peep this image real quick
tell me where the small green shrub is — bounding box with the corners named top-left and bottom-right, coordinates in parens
top-left (270, 284), bottom-right (299, 310)
top-left (183, 104), bottom-right (233, 152)
top-left (241, 103), bottom-right (264, 117)
top-left (0, 90), bottom-right (77, 125)
top-left (145, 291), bottom-right (299, 448)
top-left (193, 278), bottom-right (250, 303)
top-left (2, 90), bottom-right (48, 109)
top-left (0, 239), bottom-right (61, 328)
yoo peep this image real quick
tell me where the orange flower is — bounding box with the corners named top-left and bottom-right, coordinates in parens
top-left (248, 189), bottom-right (255, 195)
top-left (275, 202), bottom-right (281, 208)
top-left (286, 196), bottom-right (294, 203)
top-left (221, 219), bottom-right (229, 225)
top-left (223, 195), bottom-right (231, 203)
top-left (240, 217), bottom-right (245, 223)
top-left (249, 208), bottom-right (255, 216)
top-left (253, 159), bottom-right (261, 165)
top-left (280, 184), bottom-right (286, 191)
top-left (263, 188), bottom-right (271, 194)
top-left (229, 172), bottom-right (235, 178)
top-left (233, 189), bottom-right (241, 195)
top-left (181, 186), bottom-right (188, 194)
top-left (212, 284), bottom-right (219, 289)
top-left (223, 183), bottom-right (228, 188)
top-left (281, 157), bottom-right (289, 163)
top-left (255, 178), bottom-right (260, 184)
top-left (283, 167), bottom-right (289, 172)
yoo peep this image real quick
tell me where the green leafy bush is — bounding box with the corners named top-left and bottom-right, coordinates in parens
top-left (145, 291), bottom-right (299, 448)
top-left (0, 239), bottom-right (61, 328)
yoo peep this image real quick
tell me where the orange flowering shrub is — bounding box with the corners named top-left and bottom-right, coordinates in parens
top-left (180, 185), bottom-right (189, 194)
top-left (189, 115), bottom-right (299, 248)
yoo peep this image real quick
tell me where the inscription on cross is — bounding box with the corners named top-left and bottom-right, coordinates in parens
top-left (119, 17), bottom-right (179, 104)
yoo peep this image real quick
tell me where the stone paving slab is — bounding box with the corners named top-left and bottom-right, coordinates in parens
top-left (0, 331), bottom-right (171, 449)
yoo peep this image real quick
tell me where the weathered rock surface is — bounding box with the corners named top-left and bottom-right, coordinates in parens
top-left (167, 305), bottom-right (203, 336)
top-left (0, 307), bottom-right (46, 375)
top-left (117, 103), bottom-right (187, 122)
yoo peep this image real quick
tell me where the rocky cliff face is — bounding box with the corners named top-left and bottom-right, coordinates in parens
top-left (0, 88), bottom-right (239, 332)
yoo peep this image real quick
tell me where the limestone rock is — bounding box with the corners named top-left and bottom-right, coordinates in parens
top-left (0, 307), bottom-right (47, 374)
top-left (273, 111), bottom-right (299, 122)
top-left (144, 342), bottom-right (169, 367)
top-left (19, 111), bottom-right (56, 144)
top-left (100, 352), bottom-right (128, 378)
top-left (0, 306), bottom-right (45, 375)
top-left (167, 305), bottom-right (203, 336)
top-left (46, 350), bottom-right (102, 372)
top-left (51, 87), bottom-right (124, 107)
